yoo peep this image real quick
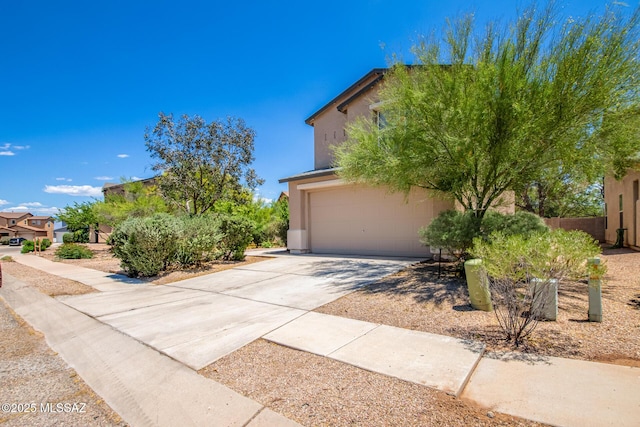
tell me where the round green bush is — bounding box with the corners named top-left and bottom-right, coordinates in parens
top-left (21, 240), bottom-right (35, 253)
top-left (55, 243), bottom-right (93, 259)
top-left (62, 232), bottom-right (75, 244)
top-left (110, 213), bottom-right (182, 277)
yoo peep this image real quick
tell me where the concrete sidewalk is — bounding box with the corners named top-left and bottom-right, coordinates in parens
top-left (3, 252), bottom-right (640, 427)
top-left (1, 274), bottom-right (299, 427)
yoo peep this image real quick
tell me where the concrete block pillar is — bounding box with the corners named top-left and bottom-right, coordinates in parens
top-left (464, 259), bottom-right (493, 312)
top-left (588, 258), bottom-right (603, 322)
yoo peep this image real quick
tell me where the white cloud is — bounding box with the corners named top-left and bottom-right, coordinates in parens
top-left (43, 185), bottom-right (102, 197)
top-left (130, 176), bottom-right (143, 181)
top-left (32, 206), bottom-right (61, 216)
top-left (0, 199), bottom-right (9, 206)
top-left (7, 205), bottom-right (29, 211)
top-left (94, 176), bottom-right (114, 181)
top-left (117, 154), bottom-right (130, 158)
top-left (55, 177), bottom-right (73, 182)
top-left (22, 202), bottom-right (43, 207)
top-left (0, 143), bottom-right (29, 156)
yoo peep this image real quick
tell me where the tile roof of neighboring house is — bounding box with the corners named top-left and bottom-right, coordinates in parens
top-left (10, 224), bottom-right (46, 232)
top-left (0, 212), bottom-right (32, 219)
top-left (304, 68), bottom-right (388, 125)
top-left (0, 226), bottom-right (14, 232)
top-left (29, 216), bottom-right (53, 220)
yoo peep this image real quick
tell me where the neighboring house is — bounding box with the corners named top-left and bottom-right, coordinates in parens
top-left (0, 212), bottom-right (54, 241)
top-left (94, 177), bottom-right (159, 243)
top-left (54, 224), bottom-right (68, 243)
top-left (604, 168), bottom-right (640, 249)
top-left (102, 177), bottom-right (158, 198)
top-left (279, 68), bottom-right (457, 257)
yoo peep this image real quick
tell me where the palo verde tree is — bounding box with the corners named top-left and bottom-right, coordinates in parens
top-left (145, 113), bottom-right (264, 216)
top-left (335, 2), bottom-right (640, 222)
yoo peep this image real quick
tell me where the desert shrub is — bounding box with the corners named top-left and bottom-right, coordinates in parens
top-left (175, 215), bottom-right (223, 267)
top-left (55, 243), bottom-right (93, 259)
top-left (110, 213), bottom-right (182, 277)
top-left (73, 229), bottom-right (89, 243)
top-left (40, 238), bottom-right (52, 250)
top-left (21, 240), bottom-right (34, 253)
top-left (62, 232), bottom-right (75, 243)
top-left (419, 210), bottom-right (480, 259)
top-left (217, 214), bottom-right (255, 261)
top-left (419, 210), bottom-right (549, 260)
top-left (471, 229), bottom-right (601, 346)
top-left (480, 211), bottom-right (548, 240)
top-left (0, 237), bottom-right (9, 245)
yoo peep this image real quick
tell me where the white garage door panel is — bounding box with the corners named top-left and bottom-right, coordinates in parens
top-left (309, 185), bottom-right (437, 257)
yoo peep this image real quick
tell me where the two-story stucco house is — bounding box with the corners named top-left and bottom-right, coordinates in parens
top-left (0, 212), bottom-right (54, 241)
top-left (280, 69), bottom-right (455, 257)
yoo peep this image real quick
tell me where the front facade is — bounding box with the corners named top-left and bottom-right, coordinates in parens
top-left (281, 69), bottom-right (455, 257)
top-left (604, 169), bottom-right (640, 249)
top-left (0, 212), bottom-right (54, 241)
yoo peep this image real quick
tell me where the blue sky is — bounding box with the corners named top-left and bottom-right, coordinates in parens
top-left (0, 0), bottom-right (621, 216)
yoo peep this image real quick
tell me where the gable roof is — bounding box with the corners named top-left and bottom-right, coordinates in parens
top-left (10, 224), bottom-right (45, 232)
top-left (29, 216), bottom-right (53, 221)
top-left (0, 212), bottom-right (32, 220)
top-left (304, 68), bottom-right (387, 126)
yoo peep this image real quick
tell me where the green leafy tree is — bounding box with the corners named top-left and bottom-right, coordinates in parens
top-left (145, 113), bottom-right (264, 216)
top-left (56, 201), bottom-right (98, 242)
top-left (335, 2), bottom-right (640, 222)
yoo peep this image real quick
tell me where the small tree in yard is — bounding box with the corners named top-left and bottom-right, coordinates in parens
top-left (472, 229), bottom-right (601, 346)
top-left (145, 113), bottom-right (264, 216)
top-left (335, 2), bottom-right (640, 227)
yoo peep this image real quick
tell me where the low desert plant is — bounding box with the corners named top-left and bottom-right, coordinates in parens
top-left (174, 215), bottom-right (223, 267)
top-left (110, 214), bottom-right (182, 277)
top-left (55, 243), bottom-right (93, 259)
top-left (21, 240), bottom-right (34, 253)
top-left (41, 238), bottom-right (52, 250)
top-left (0, 237), bottom-right (10, 245)
top-left (472, 229), bottom-right (601, 346)
top-left (62, 232), bottom-right (75, 244)
top-left (217, 214), bottom-right (255, 261)
top-left (419, 210), bottom-right (549, 261)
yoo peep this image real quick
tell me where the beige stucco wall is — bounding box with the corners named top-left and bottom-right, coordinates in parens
top-left (287, 173), bottom-right (455, 256)
top-left (313, 108), bottom-right (347, 169)
top-left (310, 75), bottom-right (382, 170)
top-left (604, 170), bottom-right (640, 248)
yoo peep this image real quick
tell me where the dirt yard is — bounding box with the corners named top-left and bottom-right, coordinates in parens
top-left (316, 247), bottom-right (640, 366)
top-left (3, 243), bottom-right (637, 426)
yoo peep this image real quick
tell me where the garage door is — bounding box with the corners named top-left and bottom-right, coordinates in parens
top-left (309, 185), bottom-right (447, 257)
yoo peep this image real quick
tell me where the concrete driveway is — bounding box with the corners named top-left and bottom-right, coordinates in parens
top-left (59, 253), bottom-right (417, 370)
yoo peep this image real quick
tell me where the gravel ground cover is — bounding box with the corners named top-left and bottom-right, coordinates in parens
top-left (316, 247), bottom-right (640, 366)
top-left (3, 244), bottom-right (637, 426)
top-left (0, 299), bottom-right (126, 426)
top-left (37, 243), bottom-right (269, 285)
top-left (200, 339), bottom-right (545, 427)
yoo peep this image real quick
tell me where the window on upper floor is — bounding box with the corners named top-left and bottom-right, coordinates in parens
top-left (369, 101), bottom-right (387, 130)
top-left (374, 110), bottom-right (387, 130)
